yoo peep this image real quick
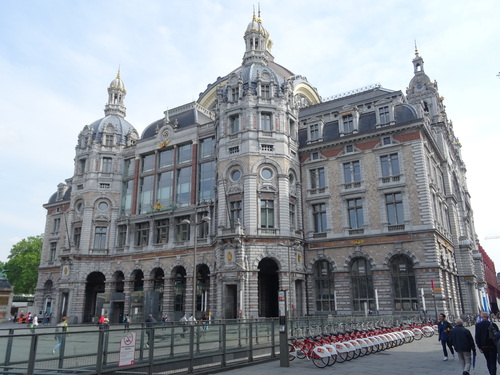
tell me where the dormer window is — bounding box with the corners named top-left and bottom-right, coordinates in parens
top-left (261, 84), bottom-right (271, 99)
top-left (378, 106), bottom-right (390, 124)
top-left (309, 123), bottom-right (321, 142)
top-left (105, 134), bottom-right (114, 147)
top-left (343, 114), bottom-right (354, 133)
top-left (230, 87), bottom-right (238, 102)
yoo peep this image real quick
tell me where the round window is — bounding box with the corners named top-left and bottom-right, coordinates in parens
top-left (98, 201), bottom-right (109, 212)
top-left (75, 201), bottom-right (83, 212)
top-left (261, 167), bottom-right (273, 180)
top-left (231, 169), bottom-right (241, 182)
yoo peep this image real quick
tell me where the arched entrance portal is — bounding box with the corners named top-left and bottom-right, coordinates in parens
top-left (258, 258), bottom-right (279, 317)
top-left (83, 272), bottom-right (105, 323)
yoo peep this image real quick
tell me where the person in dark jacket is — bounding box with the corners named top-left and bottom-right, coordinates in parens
top-left (438, 313), bottom-right (455, 360)
top-left (450, 318), bottom-right (476, 375)
top-left (475, 311), bottom-right (498, 375)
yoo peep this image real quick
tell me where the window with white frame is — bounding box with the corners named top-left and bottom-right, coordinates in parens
top-left (260, 199), bottom-right (275, 228)
top-left (229, 115), bottom-right (240, 134)
top-left (378, 106), bottom-right (390, 124)
top-left (93, 226), bottom-right (108, 250)
top-left (309, 123), bottom-right (320, 141)
top-left (386, 192), bottom-right (404, 225)
top-left (347, 198), bottom-right (364, 229)
top-left (310, 167), bottom-right (326, 190)
top-left (49, 242), bottom-right (56, 262)
top-left (312, 203), bottom-right (327, 233)
top-left (135, 222), bottom-right (149, 246)
top-left (230, 200), bottom-right (242, 228)
top-left (380, 153), bottom-right (400, 177)
top-left (343, 161), bottom-right (361, 185)
top-left (53, 218), bottom-right (61, 234)
top-left (261, 113), bottom-right (272, 131)
top-left (342, 114), bottom-right (354, 133)
top-left (102, 157), bottom-right (112, 173)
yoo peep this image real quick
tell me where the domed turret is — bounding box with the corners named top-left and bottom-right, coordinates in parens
top-left (104, 69), bottom-right (127, 118)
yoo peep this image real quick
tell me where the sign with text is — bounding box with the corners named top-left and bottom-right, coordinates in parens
top-left (118, 332), bottom-right (136, 367)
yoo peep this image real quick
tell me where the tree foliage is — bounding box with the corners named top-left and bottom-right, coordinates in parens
top-left (4, 235), bottom-right (43, 294)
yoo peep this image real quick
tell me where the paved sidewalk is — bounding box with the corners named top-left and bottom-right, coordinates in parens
top-left (209, 329), bottom-right (488, 375)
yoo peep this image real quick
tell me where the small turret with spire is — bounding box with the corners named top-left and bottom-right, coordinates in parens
top-left (242, 6), bottom-right (273, 66)
top-left (104, 68), bottom-right (127, 117)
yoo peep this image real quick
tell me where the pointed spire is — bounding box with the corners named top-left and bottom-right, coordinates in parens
top-left (414, 40), bottom-right (419, 56)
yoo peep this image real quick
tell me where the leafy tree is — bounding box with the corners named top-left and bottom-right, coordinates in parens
top-left (4, 235), bottom-right (42, 294)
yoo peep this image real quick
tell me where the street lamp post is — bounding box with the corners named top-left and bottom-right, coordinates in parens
top-left (182, 216), bottom-right (210, 319)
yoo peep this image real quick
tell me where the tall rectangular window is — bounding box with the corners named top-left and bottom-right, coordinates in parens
top-left (312, 203), bottom-right (327, 233)
top-left (124, 158), bottom-right (135, 177)
top-left (117, 225), bottom-right (127, 248)
top-left (310, 167), bottom-right (326, 189)
top-left (176, 167), bottom-right (192, 207)
top-left (73, 227), bottom-right (81, 249)
top-left (53, 218), bottom-right (61, 234)
top-left (105, 134), bottom-right (114, 147)
top-left (138, 176), bottom-right (154, 214)
top-left (154, 219), bottom-right (169, 244)
top-left (230, 200), bottom-right (242, 228)
top-left (231, 87), bottom-right (238, 102)
top-left (260, 199), bottom-right (274, 228)
top-left (93, 226), bottom-right (107, 249)
top-left (380, 153), bottom-right (400, 177)
top-left (102, 157), bottom-right (112, 173)
top-left (177, 144), bottom-right (192, 164)
top-left (343, 161), bottom-right (361, 183)
top-left (121, 180), bottom-right (133, 215)
top-left (343, 114), bottom-right (354, 133)
top-left (261, 113), bottom-right (272, 131)
top-left (199, 161), bottom-right (215, 202)
top-left (158, 149), bottom-right (174, 169)
top-left (386, 192), bottom-right (404, 225)
top-left (49, 242), bottom-right (56, 262)
top-left (142, 154), bottom-right (155, 173)
top-left (229, 115), bottom-right (240, 134)
top-left (78, 158), bottom-right (87, 174)
top-left (289, 202), bottom-right (296, 229)
top-left (176, 216), bottom-right (190, 242)
top-left (157, 171), bottom-right (173, 207)
top-left (200, 137), bottom-right (214, 159)
top-left (379, 106), bottom-right (390, 124)
top-left (261, 84), bottom-right (271, 98)
top-left (347, 198), bottom-right (364, 229)
top-left (135, 222), bottom-right (149, 246)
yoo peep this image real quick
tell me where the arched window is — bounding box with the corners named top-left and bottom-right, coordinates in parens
top-left (391, 255), bottom-right (418, 311)
top-left (350, 258), bottom-right (374, 312)
top-left (313, 260), bottom-right (335, 313)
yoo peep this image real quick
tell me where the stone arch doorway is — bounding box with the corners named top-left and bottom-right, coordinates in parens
top-left (83, 271), bottom-right (105, 323)
top-left (258, 258), bottom-right (279, 317)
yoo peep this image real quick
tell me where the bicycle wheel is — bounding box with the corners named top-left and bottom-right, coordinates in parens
top-left (294, 343), bottom-right (307, 359)
top-left (336, 351), bottom-right (348, 363)
top-left (412, 330), bottom-right (422, 341)
top-left (311, 354), bottom-right (329, 368)
top-left (288, 344), bottom-right (296, 361)
top-left (329, 354), bottom-right (337, 365)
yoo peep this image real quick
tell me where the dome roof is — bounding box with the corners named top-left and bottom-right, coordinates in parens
top-left (246, 16), bottom-right (268, 38)
top-left (109, 71), bottom-right (125, 91)
top-left (89, 114), bottom-right (137, 144)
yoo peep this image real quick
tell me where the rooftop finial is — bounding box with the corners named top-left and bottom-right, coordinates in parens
top-left (414, 40), bottom-right (419, 56)
top-left (252, 5), bottom-right (256, 20)
top-left (258, 3), bottom-right (261, 21)
top-left (117, 66), bottom-right (121, 79)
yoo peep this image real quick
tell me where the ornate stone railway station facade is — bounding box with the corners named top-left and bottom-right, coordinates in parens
top-left (35, 13), bottom-right (482, 324)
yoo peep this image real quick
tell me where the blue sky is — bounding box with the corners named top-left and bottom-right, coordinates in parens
top-left (1, 0), bottom-right (499, 266)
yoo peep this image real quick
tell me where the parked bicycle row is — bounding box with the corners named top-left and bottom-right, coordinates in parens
top-left (288, 320), bottom-right (437, 368)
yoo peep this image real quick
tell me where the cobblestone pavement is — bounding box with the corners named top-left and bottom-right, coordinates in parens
top-left (208, 327), bottom-right (488, 375)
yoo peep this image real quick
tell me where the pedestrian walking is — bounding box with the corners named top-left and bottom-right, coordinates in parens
top-left (475, 311), bottom-right (498, 375)
top-left (450, 318), bottom-right (476, 375)
top-left (180, 313), bottom-right (188, 338)
top-left (145, 314), bottom-right (157, 348)
top-left (52, 317), bottom-right (69, 355)
top-left (123, 314), bottom-right (131, 332)
top-left (161, 313), bottom-right (168, 330)
top-left (438, 313), bottom-right (455, 360)
top-left (29, 314), bottom-right (39, 333)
